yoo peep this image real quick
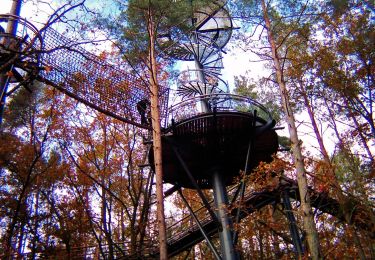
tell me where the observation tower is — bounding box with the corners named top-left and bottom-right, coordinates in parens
top-left (1, 1), bottom-right (372, 259)
top-left (150, 1), bottom-right (279, 259)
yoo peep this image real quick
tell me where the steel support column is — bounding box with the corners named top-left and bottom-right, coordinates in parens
top-left (178, 189), bottom-right (222, 260)
top-left (195, 60), bottom-right (211, 113)
top-left (212, 171), bottom-right (238, 260)
top-left (167, 137), bottom-right (218, 222)
top-left (283, 190), bottom-right (304, 257)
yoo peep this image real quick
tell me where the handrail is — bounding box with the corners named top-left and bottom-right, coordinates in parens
top-left (0, 14), bottom-right (40, 37)
top-left (166, 184), bottom-right (240, 244)
top-left (166, 93), bottom-right (273, 127)
top-left (0, 14), bottom-right (43, 63)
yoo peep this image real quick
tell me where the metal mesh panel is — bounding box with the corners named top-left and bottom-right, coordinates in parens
top-left (0, 14), bottom-right (169, 129)
top-left (36, 26), bottom-right (169, 128)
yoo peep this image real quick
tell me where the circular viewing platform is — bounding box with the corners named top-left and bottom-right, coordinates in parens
top-left (150, 94), bottom-right (279, 189)
top-left (0, 15), bottom-right (42, 79)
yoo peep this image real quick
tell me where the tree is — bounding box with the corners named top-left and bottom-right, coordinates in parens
top-left (2, 0), bottom-right (374, 258)
top-left (231, 0), bottom-right (374, 258)
top-left (284, 2), bottom-right (374, 257)
top-left (231, 0), bottom-right (321, 257)
top-left (50, 76), bottom-right (156, 258)
top-left (113, 2), bottom-right (170, 257)
top-left (310, 1), bottom-right (374, 160)
top-left (0, 83), bottom-right (59, 258)
top-left (233, 74), bottom-right (282, 123)
top-left (101, 1), bottom-right (212, 258)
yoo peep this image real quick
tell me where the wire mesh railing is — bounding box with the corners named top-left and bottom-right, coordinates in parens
top-left (0, 14), bottom-right (170, 129)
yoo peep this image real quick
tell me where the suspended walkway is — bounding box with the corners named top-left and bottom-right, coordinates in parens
top-left (0, 14), bottom-right (169, 129)
top-left (162, 176), bottom-right (373, 258)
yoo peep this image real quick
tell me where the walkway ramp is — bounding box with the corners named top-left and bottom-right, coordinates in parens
top-left (163, 176), bottom-right (374, 258)
top-left (0, 14), bottom-right (169, 129)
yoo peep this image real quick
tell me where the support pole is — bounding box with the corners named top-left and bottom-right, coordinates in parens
top-left (177, 189), bottom-right (222, 260)
top-left (0, 0), bottom-right (22, 125)
top-left (233, 110), bottom-right (257, 245)
top-left (195, 60), bottom-right (211, 112)
top-left (212, 171), bottom-right (238, 260)
top-left (283, 190), bottom-right (304, 257)
top-left (167, 138), bottom-right (218, 222)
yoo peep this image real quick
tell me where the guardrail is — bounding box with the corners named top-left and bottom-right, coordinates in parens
top-left (166, 93), bottom-right (273, 127)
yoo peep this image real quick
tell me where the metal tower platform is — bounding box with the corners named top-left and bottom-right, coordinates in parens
top-left (153, 2), bottom-right (281, 258)
top-left (149, 94), bottom-right (278, 189)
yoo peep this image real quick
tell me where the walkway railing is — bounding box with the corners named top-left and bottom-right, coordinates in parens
top-left (166, 93), bottom-right (273, 126)
top-left (0, 14), bottom-right (169, 129)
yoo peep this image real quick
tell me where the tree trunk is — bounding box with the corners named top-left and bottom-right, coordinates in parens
top-left (268, 207), bottom-right (281, 258)
top-left (351, 112), bottom-right (374, 162)
top-left (17, 215), bottom-right (26, 257)
top-left (299, 82), bottom-right (343, 193)
top-left (344, 98), bottom-right (374, 162)
top-left (301, 82), bottom-right (372, 258)
top-left (101, 181), bottom-right (114, 259)
top-left (147, 6), bottom-right (168, 260)
top-left (260, 1), bottom-right (321, 258)
top-left (351, 227), bottom-right (366, 260)
top-left (138, 168), bottom-right (154, 254)
top-left (257, 226), bottom-right (264, 260)
top-left (299, 82), bottom-right (330, 161)
top-left (30, 185), bottom-right (41, 258)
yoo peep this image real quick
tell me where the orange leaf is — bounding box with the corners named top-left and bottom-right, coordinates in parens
top-left (5, 71), bottom-right (13, 77)
top-left (45, 65), bottom-right (53, 73)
